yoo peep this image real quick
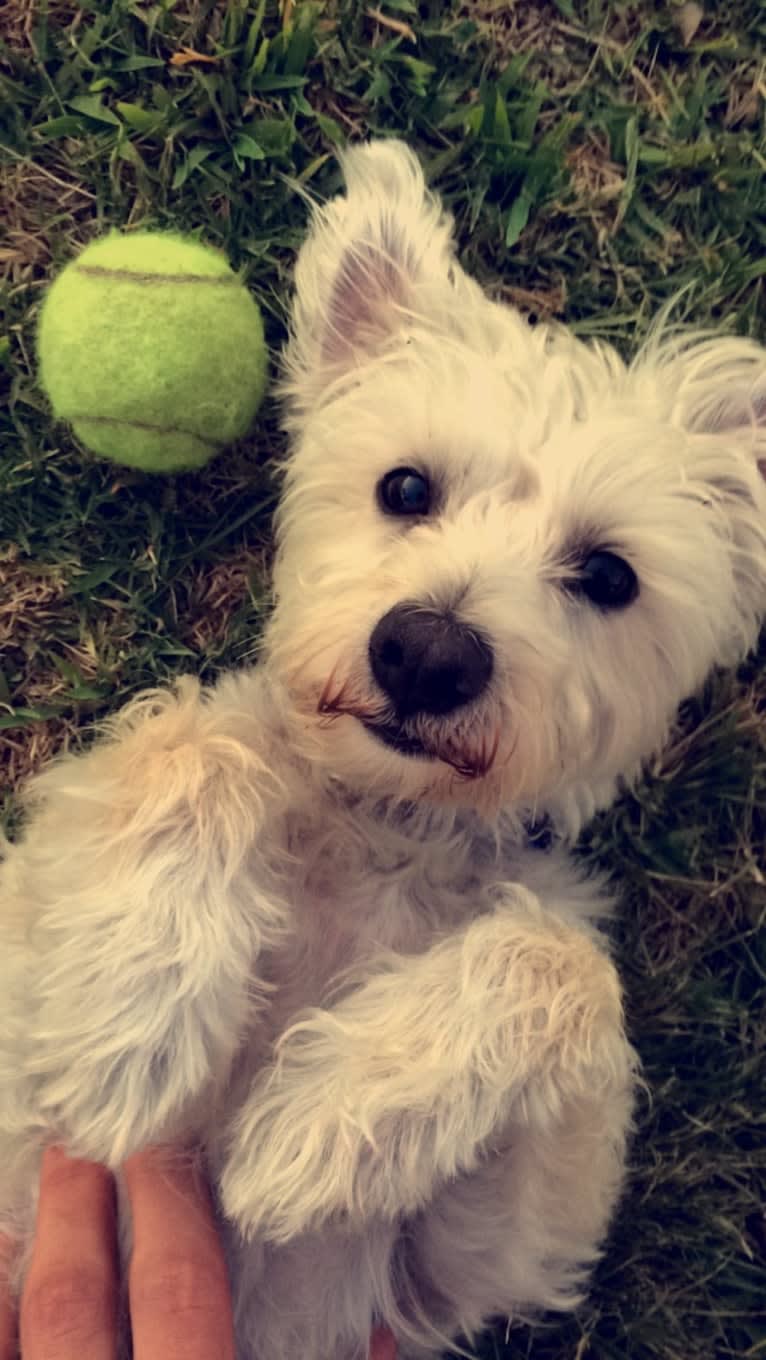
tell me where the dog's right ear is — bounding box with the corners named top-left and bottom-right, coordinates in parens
top-left (283, 140), bottom-right (456, 419)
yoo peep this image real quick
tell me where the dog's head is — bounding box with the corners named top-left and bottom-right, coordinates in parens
top-left (266, 140), bottom-right (766, 830)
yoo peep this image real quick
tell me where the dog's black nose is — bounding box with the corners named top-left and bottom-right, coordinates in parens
top-left (369, 604), bottom-right (493, 718)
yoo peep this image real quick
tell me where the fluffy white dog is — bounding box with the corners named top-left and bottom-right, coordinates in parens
top-left (2, 140), bottom-right (766, 1359)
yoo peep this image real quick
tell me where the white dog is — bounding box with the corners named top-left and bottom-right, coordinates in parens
top-left (2, 140), bottom-right (765, 1360)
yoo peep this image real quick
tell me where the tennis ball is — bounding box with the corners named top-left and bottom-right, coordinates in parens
top-left (38, 231), bottom-right (267, 473)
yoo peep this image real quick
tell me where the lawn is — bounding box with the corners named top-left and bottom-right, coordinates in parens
top-left (1, 2), bottom-right (765, 1357)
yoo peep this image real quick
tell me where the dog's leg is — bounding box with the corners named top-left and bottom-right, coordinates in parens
top-left (0, 675), bottom-right (283, 1170)
top-left (392, 1085), bottom-right (632, 1353)
top-left (222, 1218), bottom-right (402, 1360)
top-left (220, 887), bottom-right (635, 1244)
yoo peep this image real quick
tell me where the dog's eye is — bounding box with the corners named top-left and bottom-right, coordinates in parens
top-left (578, 551), bottom-right (638, 610)
top-left (378, 468), bottom-right (431, 517)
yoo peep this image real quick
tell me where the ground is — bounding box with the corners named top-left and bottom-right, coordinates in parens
top-left (0, 2), bottom-right (765, 1357)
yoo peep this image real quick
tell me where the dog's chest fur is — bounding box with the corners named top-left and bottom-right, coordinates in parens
top-left (247, 797), bottom-right (511, 1048)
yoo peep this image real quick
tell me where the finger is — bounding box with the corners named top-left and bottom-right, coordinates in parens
top-left (20, 1146), bottom-right (118, 1360)
top-left (369, 1325), bottom-right (397, 1360)
top-left (125, 1146), bottom-right (234, 1360)
top-left (0, 1233), bottom-right (17, 1360)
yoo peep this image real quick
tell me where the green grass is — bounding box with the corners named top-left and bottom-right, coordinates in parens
top-left (1, 2), bottom-right (765, 1357)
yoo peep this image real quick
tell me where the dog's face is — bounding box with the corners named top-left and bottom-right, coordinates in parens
top-left (267, 141), bottom-right (766, 827)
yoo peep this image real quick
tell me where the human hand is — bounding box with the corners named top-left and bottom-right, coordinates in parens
top-left (0, 1146), bottom-right (397, 1360)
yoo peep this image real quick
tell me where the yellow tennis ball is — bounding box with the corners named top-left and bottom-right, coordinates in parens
top-left (38, 231), bottom-right (268, 473)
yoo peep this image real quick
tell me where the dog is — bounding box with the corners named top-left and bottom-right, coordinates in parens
top-left (2, 139), bottom-right (765, 1360)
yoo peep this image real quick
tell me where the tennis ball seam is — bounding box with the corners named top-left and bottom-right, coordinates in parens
top-left (74, 265), bottom-right (240, 286)
top-left (70, 414), bottom-right (221, 448)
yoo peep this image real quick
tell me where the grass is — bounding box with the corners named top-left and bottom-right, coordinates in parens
top-left (1, 1), bottom-right (765, 1356)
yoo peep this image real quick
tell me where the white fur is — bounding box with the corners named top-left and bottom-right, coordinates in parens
top-left (2, 140), bottom-right (765, 1359)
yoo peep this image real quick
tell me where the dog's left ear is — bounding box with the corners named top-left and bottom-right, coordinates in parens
top-left (284, 140), bottom-right (457, 417)
top-left (668, 336), bottom-right (766, 460)
top-left (659, 335), bottom-right (766, 650)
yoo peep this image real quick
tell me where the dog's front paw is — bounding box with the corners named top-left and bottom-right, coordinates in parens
top-left (220, 1060), bottom-right (361, 1243)
top-left (219, 1014), bottom-right (437, 1243)
top-left (220, 1113), bottom-right (334, 1243)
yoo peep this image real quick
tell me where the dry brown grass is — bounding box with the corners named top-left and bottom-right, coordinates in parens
top-left (173, 551), bottom-right (268, 654)
top-left (0, 543), bottom-right (268, 794)
top-left (0, 0), bottom-right (83, 54)
top-left (0, 548), bottom-right (84, 787)
top-left (457, 0), bottom-right (568, 67)
top-left (0, 161), bottom-right (97, 288)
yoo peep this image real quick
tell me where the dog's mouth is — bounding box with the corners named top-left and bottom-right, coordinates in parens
top-left (359, 718), bottom-right (433, 759)
top-left (317, 677), bottom-right (500, 780)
